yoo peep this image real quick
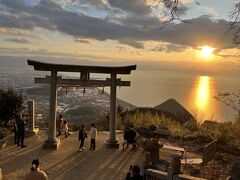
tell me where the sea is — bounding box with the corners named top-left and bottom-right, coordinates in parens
top-left (113, 70), bottom-right (240, 123)
top-left (0, 57), bottom-right (239, 123)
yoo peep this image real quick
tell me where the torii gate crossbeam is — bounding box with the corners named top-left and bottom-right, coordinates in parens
top-left (27, 60), bottom-right (136, 149)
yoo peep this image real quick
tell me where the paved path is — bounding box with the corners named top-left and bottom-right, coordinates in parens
top-left (0, 131), bottom-right (144, 180)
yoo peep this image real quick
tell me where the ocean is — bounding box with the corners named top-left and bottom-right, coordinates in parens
top-left (1, 57), bottom-right (239, 122)
top-left (113, 70), bottom-right (240, 122)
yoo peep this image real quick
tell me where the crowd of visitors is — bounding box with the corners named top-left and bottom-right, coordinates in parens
top-left (9, 113), bottom-right (142, 179)
top-left (56, 115), bottom-right (98, 151)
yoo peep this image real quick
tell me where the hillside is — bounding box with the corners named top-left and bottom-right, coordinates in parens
top-left (154, 98), bottom-right (195, 123)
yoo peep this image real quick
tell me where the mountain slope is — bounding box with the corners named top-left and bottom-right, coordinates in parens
top-left (154, 98), bottom-right (195, 123)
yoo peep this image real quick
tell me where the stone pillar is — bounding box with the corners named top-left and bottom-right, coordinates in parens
top-left (43, 70), bottom-right (60, 149)
top-left (26, 100), bottom-right (39, 135)
top-left (143, 152), bottom-right (152, 168)
top-left (106, 73), bottom-right (119, 148)
top-left (167, 154), bottom-right (181, 180)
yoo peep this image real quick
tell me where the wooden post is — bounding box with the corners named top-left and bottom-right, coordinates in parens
top-left (106, 73), bottom-right (119, 148)
top-left (43, 70), bottom-right (60, 149)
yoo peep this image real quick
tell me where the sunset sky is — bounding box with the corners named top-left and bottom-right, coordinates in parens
top-left (0, 0), bottom-right (239, 73)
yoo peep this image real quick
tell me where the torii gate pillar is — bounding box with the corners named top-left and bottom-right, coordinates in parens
top-left (43, 70), bottom-right (60, 149)
top-left (106, 73), bottom-right (119, 148)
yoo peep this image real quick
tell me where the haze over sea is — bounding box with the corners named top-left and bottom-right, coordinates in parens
top-left (115, 70), bottom-right (240, 123)
top-left (0, 57), bottom-right (239, 123)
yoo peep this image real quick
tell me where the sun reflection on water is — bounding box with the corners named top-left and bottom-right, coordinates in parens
top-left (196, 76), bottom-right (210, 112)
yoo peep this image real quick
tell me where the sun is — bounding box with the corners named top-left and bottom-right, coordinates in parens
top-left (200, 46), bottom-right (214, 59)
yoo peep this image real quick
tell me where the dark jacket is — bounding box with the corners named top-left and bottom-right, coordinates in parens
top-left (124, 129), bottom-right (136, 144)
top-left (79, 129), bottom-right (86, 140)
top-left (126, 173), bottom-right (143, 180)
top-left (17, 120), bottom-right (26, 132)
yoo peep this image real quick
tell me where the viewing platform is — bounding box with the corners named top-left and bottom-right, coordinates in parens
top-left (0, 131), bottom-right (144, 179)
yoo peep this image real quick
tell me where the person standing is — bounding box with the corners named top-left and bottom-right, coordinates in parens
top-left (24, 159), bottom-right (48, 180)
top-left (78, 125), bottom-right (86, 152)
top-left (17, 114), bottom-right (27, 148)
top-left (63, 120), bottom-right (69, 138)
top-left (56, 115), bottom-right (63, 136)
top-left (128, 125), bottom-right (137, 148)
top-left (89, 123), bottom-right (97, 151)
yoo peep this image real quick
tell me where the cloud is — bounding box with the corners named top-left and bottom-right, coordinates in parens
top-left (108, 0), bottom-right (151, 16)
top-left (119, 40), bottom-right (144, 49)
top-left (151, 44), bottom-right (187, 53)
top-left (5, 37), bottom-right (31, 44)
top-left (72, 0), bottom-right (109, 10)
top-left (0, 0), bottom-right (237, 51)
top-left (75, 39), bottom-right (90, 43)
top-left (0, 28), bottom-right (49, 42)
top-left (158, 15), bottom-right (235, 51)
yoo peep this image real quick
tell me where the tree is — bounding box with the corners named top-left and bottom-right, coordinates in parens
top-left (215, 91), bottom-right (240, 121)
top-left (152, 0), bottom-right (240, 46)
top-left (0, 89), bottom-right (23, 126)
top-left (229, 2), bottom-right (240, 46)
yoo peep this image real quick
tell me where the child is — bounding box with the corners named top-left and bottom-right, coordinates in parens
top-left (63, 120), bottom-right (69, 138)
top-left (56, 115), bottom-right (63, 136)
top-left (78, 125), bottom-right (87, 151)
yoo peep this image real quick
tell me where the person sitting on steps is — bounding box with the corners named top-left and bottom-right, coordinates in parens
top-left (125, 165), bottom-right (143, 180)
top-left (24, 159), bottom-right (48, 180)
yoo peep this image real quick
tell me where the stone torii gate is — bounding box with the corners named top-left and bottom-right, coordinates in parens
top-left (28, 60), bottom-right (136, 149)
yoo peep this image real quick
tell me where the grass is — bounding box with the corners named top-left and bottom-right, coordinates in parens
top-left (118, 109), bottom-right (240, 149)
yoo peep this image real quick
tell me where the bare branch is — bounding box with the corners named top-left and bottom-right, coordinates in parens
top-left (149, 0), bottom-right (188, 23)
top-left (214, 91), bottom-right (240, 113)
top-left (229, 2), bottom-right (240, 46)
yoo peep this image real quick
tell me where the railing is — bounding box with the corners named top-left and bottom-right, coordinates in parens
top-left (144, 168), bottom-right (207, 180)
top-left (143, 151), bottom-right (207, 180)
top-left (145, 169), bottom-right (167, 180)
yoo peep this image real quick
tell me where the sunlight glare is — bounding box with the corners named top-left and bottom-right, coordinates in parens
top-left (196, 76), bottom-right (210, 111)
top-left (200, 46), bottom-right (214, 59)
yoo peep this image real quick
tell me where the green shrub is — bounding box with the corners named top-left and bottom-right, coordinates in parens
top-left (123, 109), bottom-right (240, 149)
top-left (0, 89), bottom-right (23, 126)
top-left (184, 120), bottom-right (199, 132)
